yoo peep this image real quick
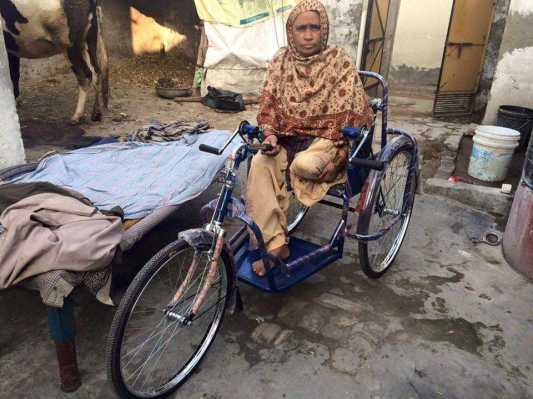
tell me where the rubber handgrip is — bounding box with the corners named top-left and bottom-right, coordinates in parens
top-left (242, 124), bottom-right (258, 136)
top-left (350, 158), bottom-right (385, 171)
top-left (199, 144), bottom-right (221, 155)
top-left (261, 144), bottom-right (274, 152)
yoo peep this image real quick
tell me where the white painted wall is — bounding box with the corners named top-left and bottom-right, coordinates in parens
top-left (390, 0), bottom-right (453, 70)
top-left (0, 20), bottom-right (25, 169)
top-left (484, 0), bottom-right (533, 123)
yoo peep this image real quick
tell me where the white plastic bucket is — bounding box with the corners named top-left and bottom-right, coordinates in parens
top-left (468, 125), bottom-right (520, 182)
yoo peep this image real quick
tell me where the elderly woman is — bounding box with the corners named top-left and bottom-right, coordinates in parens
top-left (247, 0), bottom-right (373, 276)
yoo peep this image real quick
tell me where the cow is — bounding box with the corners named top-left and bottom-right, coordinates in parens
top-left (1, 0), bottom-right (109, 124)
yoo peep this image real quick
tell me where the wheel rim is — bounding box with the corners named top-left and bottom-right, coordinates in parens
top-left (118, 247), bottom-right (227, 397)
top-left (287, 198), bottom-right (308, 233)
top-left (365, 151), bottom-right (413, 272)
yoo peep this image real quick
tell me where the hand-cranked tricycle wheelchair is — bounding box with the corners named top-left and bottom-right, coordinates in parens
top-left (106, 72), bottom-right (419, 398)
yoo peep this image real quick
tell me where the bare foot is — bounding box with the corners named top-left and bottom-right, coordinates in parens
top-left (252, 245), bottom-right (290, 277)
top-left (252, 258), bottom-right (267, 277)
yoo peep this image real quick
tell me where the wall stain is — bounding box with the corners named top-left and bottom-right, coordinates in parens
top-left (500, 12), bottom-right (533, 55)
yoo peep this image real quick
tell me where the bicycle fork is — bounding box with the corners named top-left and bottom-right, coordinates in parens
top-left (166, 228), bottom-right (226, 325)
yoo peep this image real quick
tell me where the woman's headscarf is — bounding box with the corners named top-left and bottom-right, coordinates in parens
top-left (258, 0), bottom-right (372, 141)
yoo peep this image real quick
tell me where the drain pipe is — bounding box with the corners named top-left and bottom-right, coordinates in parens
top-left (502, 138), bottom-right (533, 279)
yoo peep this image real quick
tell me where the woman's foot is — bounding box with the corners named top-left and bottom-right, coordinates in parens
top-left (252, 245), bottom-right (290, 277)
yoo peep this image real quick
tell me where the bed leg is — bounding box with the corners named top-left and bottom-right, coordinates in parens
top-left (47, 298), bottom-right (81, 393)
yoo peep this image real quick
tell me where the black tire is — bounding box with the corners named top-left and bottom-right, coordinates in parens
top-left (357, 138), bottom-right (416, 279)
top-left (106, 239), bottom-right (232, 398)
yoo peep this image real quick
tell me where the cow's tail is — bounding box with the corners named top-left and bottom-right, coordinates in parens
top-left (91, 1), bottom-right (109, 109)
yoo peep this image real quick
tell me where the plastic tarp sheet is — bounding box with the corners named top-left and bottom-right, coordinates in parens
top-left (194, 0), bottom-right (296, 27)
top-left (203, 18), bottom-right (288, 95)
top-left (10, 131), bottom-right (242, 220)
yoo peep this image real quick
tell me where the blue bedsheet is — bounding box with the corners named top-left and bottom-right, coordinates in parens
top-left (11, 131), bottom-right (242, 219)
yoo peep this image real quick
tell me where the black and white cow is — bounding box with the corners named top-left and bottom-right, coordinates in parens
top-left (1, 0), bottom-right (109, 124)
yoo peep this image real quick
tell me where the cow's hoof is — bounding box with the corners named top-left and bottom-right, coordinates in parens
top-left (69, 116), bottom-right (86, 126)
top-left (91, 112), bottom-right (102, 122)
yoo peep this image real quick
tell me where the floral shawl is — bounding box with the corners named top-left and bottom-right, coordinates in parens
top-left (258, 0), bottom-right (373, 141)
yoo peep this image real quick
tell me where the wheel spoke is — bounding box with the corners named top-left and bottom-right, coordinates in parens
top-left (359, 148), bottom-right (415, 275)
top-left (109, 242), bottom-right (229, 397)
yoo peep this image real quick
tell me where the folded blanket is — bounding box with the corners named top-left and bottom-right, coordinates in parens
top-left (0, 192), bottom-right (122, 290)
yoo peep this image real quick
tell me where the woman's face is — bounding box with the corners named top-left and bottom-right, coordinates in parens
top-left (292, 11), bottom-right (322, 57)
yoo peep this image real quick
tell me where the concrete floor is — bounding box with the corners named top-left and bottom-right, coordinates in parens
top-left (0, 78), bottom-right (532, 398)
top-left (1, 194), bottom-right (531, 399)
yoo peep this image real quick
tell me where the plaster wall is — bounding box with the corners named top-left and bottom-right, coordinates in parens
top-left (0, 19), bottom-right (25, 169)
top-left (389, 0), bottom-right (453, 86)
top-left (483, 0), bottom-right (533, 123)
top-left (323, 0), bottom-right (364, 61)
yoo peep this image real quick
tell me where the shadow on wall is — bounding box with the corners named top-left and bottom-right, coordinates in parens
top-left (102, 0), bottom-right (200, 59)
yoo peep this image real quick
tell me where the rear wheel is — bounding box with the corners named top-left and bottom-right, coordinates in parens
top-left (287, 197), bottom-right (309, 233)
top-left (107, 239), bottom-right (231, 398)
top-left (357, 139), bottom-right (416, 278)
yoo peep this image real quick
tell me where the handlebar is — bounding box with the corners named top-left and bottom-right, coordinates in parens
top-left (199, 121), bottom-right (263, 156)
top-left (199, 120), bottom-right (384, 170)
top-left (198, 144), bottom-right (222, 155)
top-left (350, 157), bottom-right (384, 171)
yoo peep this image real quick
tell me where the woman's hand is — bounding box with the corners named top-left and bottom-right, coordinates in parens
top-left (262, 134), bottom-right (281, 156)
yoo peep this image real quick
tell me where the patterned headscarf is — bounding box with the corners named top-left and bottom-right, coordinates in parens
top-left (258, 0), bottom-right (372, 141)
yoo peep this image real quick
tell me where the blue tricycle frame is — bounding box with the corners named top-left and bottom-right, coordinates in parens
top-left (106, 72), bottom-right (419, 399)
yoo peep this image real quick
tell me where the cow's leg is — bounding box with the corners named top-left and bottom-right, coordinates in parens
top-left (87, 6), bottom-right (108, 120)
top-left (83, 46), bottom-right (102, 122)
top-left (7, 52), bottom-right (20, 98)
top-left (66, 47), bottom-right (93, 124)
top-left (98, 33), bottom-right (110, 110)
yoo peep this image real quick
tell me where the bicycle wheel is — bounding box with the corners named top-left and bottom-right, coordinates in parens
top-left (357, 138), bottom-right (416, 279)
top-left (287, 197), bottom-right (309, 233)
top-left (107, 239), bottom-right (232, 398)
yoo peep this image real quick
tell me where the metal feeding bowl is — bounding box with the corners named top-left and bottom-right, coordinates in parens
top-left (155, 78), bottom-right (192, 99)
top-left (155, 86), bottom-right (192, 99)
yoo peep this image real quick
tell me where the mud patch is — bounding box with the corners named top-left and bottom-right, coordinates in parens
top-left (422, 267), bottom-right (465, 293)
top-left (451, 221), bottom-right (464, 234)
top-left (488, 334), bottom-right (506, 353)
top-left (396, 267), bottom-right (464, 296)
top-left (20, 120), bottom-right (101, 150)
top-left (401, 317), bottom-right (484, 355)
top-left (431, 297), bottom-right (447, 313)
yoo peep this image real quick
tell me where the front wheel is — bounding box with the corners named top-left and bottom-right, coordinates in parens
top-left (357, 138), bottom-right (416, 278)
top-left (106, 239), bottom-right (232, 398)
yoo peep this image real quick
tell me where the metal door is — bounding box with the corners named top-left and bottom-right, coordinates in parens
top-left (433, 0), bottom-right (496, 117)
top-left (360, 0), bottom-right (390, 92)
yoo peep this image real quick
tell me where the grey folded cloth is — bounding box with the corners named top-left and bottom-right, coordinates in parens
top-left (127, 120), bottom-right (210, 143)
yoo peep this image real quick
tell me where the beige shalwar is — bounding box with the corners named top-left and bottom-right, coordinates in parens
top-left (246, 137), bottom-right (346, 251)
